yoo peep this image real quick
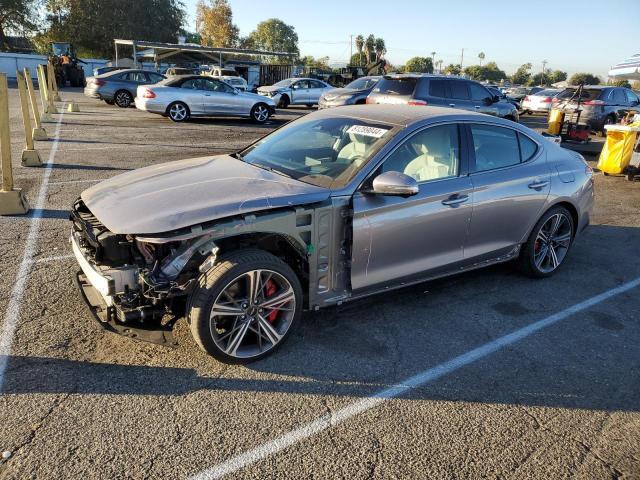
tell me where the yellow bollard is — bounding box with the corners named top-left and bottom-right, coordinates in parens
top-left (67, 101), bottom-right (79, 112)
top-left (45, 63), bottom-right (59, 114)
top-left (16, 71), bottom-right (42, 167)
top-left (49, 61), bottom-right (62, 101)
top-left (24, 68), bottom-right (47, 141)
top-left (0, 73), bottom-right (30, 215)
top-left (36, 65), bottom-right (52, 121)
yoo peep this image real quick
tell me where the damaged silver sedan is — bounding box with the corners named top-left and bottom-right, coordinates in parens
top-left (71, 105), bottom-right (594, 363)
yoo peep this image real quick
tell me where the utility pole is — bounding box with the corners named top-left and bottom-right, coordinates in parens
top-left (460, 48), bottom-right (464, 70)
top-left (350, 35), bottom-right (353, 66)
top-left (541, 59), bottom-right (548, 85)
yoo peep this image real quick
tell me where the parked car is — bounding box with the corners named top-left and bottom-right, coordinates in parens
top-left (520, 89), bottom-right (561, 114)
top-left (92, 66), bottom-right (126, 77)
top-left (486, 86), bottom-right (521, 110)
top-left (84, 69), bottom-right (166, 107)
top-left (257, 78), bottom-right (334, 108)
top-left (134, 75), bottom-right (275, 123)
top-left (506, 86), bottom-right (544, 102)
top-left (552, 85), bottom-right (640, 135)
top-left (367, 74), bottom-right (519, 121)
top-left (165, 67), bottom-right (200, 76)
top-left (70, 104), bottom-right (593, 363)
top-left (318, 76), bottom-right (381, 109)
top-left (219, 75), bottom-right (249, 91)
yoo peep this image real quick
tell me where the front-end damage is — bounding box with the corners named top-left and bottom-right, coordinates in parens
top-left (70, 195), bottom-right (352, 346)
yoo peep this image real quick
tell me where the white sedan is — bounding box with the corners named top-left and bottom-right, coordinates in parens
top-left (521, 89), bottom-right (561, 114)
top-left (257, 78), bottom-right (334, 108)
top-left (135, 75), bottom-right (276, 123)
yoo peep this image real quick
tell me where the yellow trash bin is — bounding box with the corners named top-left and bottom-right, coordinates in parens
top-left (548, 108), bottom-right (564, 135)
top-left (597, 123), bottom-right (640, 175)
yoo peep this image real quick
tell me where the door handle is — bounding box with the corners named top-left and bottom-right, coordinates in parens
top-left (528, 180), bottom-right (549, 190)
top-left (204, 94), bottom-right (212, 96)
top-left (442, 194), bottom-right (469, 207)
top-left (475, 105), bottom-right (481, 109)
top-left (449, 103), bottom-right (456, 107)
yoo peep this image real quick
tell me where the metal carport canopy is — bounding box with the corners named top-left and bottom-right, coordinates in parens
top-left (113, 39), bottom-right (294, 66)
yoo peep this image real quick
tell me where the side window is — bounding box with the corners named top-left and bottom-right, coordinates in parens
top-left (147, 73), bottom-right (164, 83)
top-left (450, 80), bottom-right (470, 100)
top-left (470, 124), bottom-right (520, 172)
top-left (310, 80), bottom-right (325, 89)
top-left (293, 80), bottom-right (309, 90)
top-left (625, 89), bottom-right (639, 104)
top-left (611, 89), bottom-right (626, 104)
top-left (469, 83), bottom-right (491, 102)
top-left (205, 79), bottom-right (233, 93)
top-left (381, 124), bottom-right (460, 183)
top-left (518, 132), bottom-right (538, 162)
top-left (429, 80), bottom-right (448, 98)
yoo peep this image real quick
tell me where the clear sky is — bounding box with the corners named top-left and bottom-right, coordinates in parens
top-left (184, 0), bottom-right (639, 78)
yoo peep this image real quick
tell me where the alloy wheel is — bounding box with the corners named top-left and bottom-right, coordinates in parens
top-left (169, 103), bottom-right (187, 121)
top-left (253, 105), bottom-right (269, 122)
top-left (115, 91), bottom-right (131, 107)
top-left (533, 213), bottom-right (572, 273)
top-left (209, 269), bottom-right (296, 359)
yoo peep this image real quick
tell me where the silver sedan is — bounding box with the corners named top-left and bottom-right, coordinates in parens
top-left (134, 75), bottom-right (276, 123)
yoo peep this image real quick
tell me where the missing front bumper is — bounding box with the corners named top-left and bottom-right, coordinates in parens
top-left (75, 272), bottom-right (178, 348)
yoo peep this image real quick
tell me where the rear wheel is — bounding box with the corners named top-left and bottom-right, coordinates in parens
top-left (250, 103), bottom-right (270, 123)
top-left (188, 249), bottom-right (302, 364)
top-left (114, 90), bottom-right (133, 108)
top-left (104, 99), bottom-right (115, 105)
top-left (167, 102), bottom-right (189, 122)
top-left (518, 206), bottom-right (575, 278)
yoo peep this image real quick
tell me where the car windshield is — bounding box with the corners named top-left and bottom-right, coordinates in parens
top-left (345, 77), bottom-right (379, 90)
top-left (534, 89), bottom-right (560, 97)
top-left (240, 116), bottom-right (395, 188)
top-left (556, 88), bottom-right (602, 101)
top-left (374, 77), bottom-right (417, 96)
top-left (273, 79), bottom-right (294, 87)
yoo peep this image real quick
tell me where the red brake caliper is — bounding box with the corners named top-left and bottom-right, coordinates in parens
top-left (264, 279), bottom-right (279, 323)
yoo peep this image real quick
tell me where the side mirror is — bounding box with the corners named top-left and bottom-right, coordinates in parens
top-left (232, 88), bottom-right (239, 95)
top-left (371, 171), bottom-right (418, 197)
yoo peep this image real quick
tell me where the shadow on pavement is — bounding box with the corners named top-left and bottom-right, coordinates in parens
top-left (48, 163), bottom-right (131, 171)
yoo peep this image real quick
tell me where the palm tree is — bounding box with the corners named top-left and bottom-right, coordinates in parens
top-left (355, 35), bottom-right (364, 66)
top-left (365, 34), bottom-right (375, 64)
top-left (374, 37), bottom-right (386, 61)
top-left (431, 51), bottom-right (436, 63)
top-left (478, 51), bottom-right (485, 66)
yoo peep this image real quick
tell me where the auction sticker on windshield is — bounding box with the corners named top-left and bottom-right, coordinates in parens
top-left (346, 125), bottom-right (390, 138)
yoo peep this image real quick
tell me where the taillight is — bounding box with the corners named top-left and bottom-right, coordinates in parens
top-left (407, 99), bottom-right (428, 106)
top-left (94, 78), bottom-right (105, 86)
top-left (142, 88), bottom-right (156, 99)
top-left (583, 99), bottom-right (605, 106)
top-left (365, 97), bottom-right (374, 104)
top-left (541, 97), bottom-right (552, 103)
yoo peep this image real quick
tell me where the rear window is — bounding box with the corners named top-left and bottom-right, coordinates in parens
top-left (556, 88), bottom-right (603, 101)
top-left (429, 79), bottom-right (447, 97)
top-left (535, 89), bottom-right (560, 97)
top-left (450, 80), bottom-right (470, 100)
top-left (374, 77), bottom-right (418, 96)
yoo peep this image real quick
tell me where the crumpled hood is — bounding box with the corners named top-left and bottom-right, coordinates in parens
top-left (257, 85), bottom-right (286, 93)
top-left (81, 155), bottom-right (330, 234)
top-left (322, 88), bottom-right (359, 100)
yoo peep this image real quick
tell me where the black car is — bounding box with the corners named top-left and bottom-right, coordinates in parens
top-left (487, 86), bottom-right (521, 110)
top-left (366, 74), bottom-right (519, 121)
top-left (318, 76), bottom-right (381, 109)
top-left (553, 86), bottom-right (640, 135)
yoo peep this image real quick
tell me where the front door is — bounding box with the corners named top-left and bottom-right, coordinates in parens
top-left (464, 122), bottom-right (551, 260)
top-left (290, 80), bottom-right (309, 104)
top-left (351, 123), bottom-right (473, 291)
top-left (202, 78), bottom-right (239, 115)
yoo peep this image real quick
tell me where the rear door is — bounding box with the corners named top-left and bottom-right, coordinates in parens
top-left (308, 80), bottom-right (328, 104)
top-left (290, 80), bottom-right (310, 104)
top-left (447, 80), bottom-right (475, 111)
top-left (423, 78), bottom-right (450, 107)
top-left (465, 123), bottom-right (551, 260)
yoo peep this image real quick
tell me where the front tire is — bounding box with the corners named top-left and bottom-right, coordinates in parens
top-left (250, 103), bottom-right (270, 123)
top-left (167, 102), bottom-right (190, 122)
top-left (278, 95), bottom-right (290, 108)
top-left (517, 206), bottom-right (575, 278)
top-left (188, 249), bottom-right (302, 364)
top-left (114, 90), bottom-right (133, 108)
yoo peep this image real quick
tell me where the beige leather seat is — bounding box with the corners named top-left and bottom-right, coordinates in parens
top-left (403, 134), bottom-right (455, 182)
top-left (336, 133), bottom-right (376, 167)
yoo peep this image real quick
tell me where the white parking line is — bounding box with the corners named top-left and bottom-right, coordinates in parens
top-left (0, 108), bottom-right (65, 392)
top-left (190, 276), bottom-right (640, 480)
top-left (48, 179), bottom-right (104, 185)
top-left (33, 254), bottom-right (75, 264)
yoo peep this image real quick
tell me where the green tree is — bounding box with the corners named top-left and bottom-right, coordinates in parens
top-left (444, 63), bottom-right (461, 75)
top-left (196, 0), bottom-right (239, 48)
top-left (529, 72), bottom-right (550, 86)
top-left (40, 0), bottom-right (185, 58)
top-left (608, 79), bottom-right (631, 88)
top-left (364, 34), bottom-right (375, 63)
top-left (631, 80), bottom-right (640, 90)
top-left (0, 0), bottom-right (37, 50)
top-left (463, 62), bottom-right (506, 82)
top-left (405, 56), bottom-right (433, 73)
top-left (355, 34), bottom-right (364, 65)
top-left (374, 37), bottom-right (385, 61)
top-left (568, 72), bottom-right (600, 85)
top-left (248, 18), bottom-right (299, 57)
top-left (510, 63), bottom-right (532, 85)
top-left (547, 70), bottom-right (567, 83)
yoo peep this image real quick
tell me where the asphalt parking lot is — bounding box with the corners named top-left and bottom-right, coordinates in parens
top-left (1, 88), bottom-right (639, 480)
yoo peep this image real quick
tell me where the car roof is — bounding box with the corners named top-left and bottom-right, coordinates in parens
top-left (310, 104), bottom-right (491, 127)
top-left (565, 85), bottom-right (610, 90)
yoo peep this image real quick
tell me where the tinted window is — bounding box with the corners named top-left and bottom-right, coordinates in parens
top-left (610, 89), bottom-right (627, 104)
top-left (310, 80), bottom-right (325, 88)
top-left (124, 72), bottom-right (146, 82)
top-left (382, 124), bottom-right (460, 182)
top-left (374, 77), bottom-right (417, 96)
top-left (450, 80), bottom-right (470, 100)
top-left (470, 124), bottom-right (520, 172)
top-left (147, 72), bottom-right (164, 83)
top-left (345, 77), bottom-right (379, 90)
top-left (518, 133), bottom-right (538, 162)
top-left (625, 89), bottom-right (640, 104)
top-left (556, 88), bottom-right (603, 101)
top-left (181, 78), bottom-right (207, 89)
top-left (429, 80), bottom-right (448, 98)
top-left (469, 83), bottom-right (491, 101)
